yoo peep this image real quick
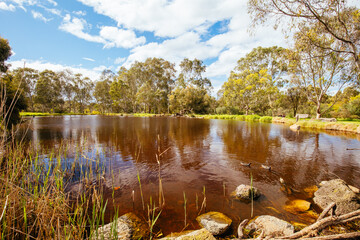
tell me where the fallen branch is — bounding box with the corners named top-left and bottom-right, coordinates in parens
top-left (317, 202), bottom-right (336, 221)
top-left (300, 231), bottom-right (360, 239)
top-left (280, 208), bottom-right (360, 239)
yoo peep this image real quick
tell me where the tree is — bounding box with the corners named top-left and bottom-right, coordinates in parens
top-left (73, 74), bottom-right (93, 113)
top-left (169, 58), bottom-right (213, 114)
top-left (288, 26), bottom-right (356, 119)
top-left (58, 70), bottom-right (76, 113)
top-left (35, 70), bottom-right (63, 112)
top-left (94, 70), bottom-right (114, 113)
top-left (248, 0), bottom-right (360, 74)
top-left (221, 69), bottom-right (271, 115)
top-left (12, 68), bottom-right (39, 111)
top-left (0, 37), bottom-right (27, 129)
top-left (0, 37), bottom-right (11, 73)
top-left (285, 87), bottom-right (307, 117)
top-left (235, 46), bottom-right (287, 114)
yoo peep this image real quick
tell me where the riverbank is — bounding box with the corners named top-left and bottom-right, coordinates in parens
top-left (20, 112), bottom-right (360, 134)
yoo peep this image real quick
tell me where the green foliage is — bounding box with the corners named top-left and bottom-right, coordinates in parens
top-left (245, 114), bottom-right (261, 122)
top-left (259, 116), bottom-right (273, 122)
top-left (0, 36), bottom-right (11, 73)
top-left (1, 73), bottom-right (27, 129)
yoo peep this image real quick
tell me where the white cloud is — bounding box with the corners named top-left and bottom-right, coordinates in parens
top-left (59, 14), bottom-right (105, 44)
top-left (73, 10), bottom-right (86, 16)
top-left (0, 2), bottom-right (16, 11)
top-left (31, 10), bottom-right (51, 22)
top-left (45, 7), bottom-right (61, 16)
top-left (100, 26), bottom-right (146, 49)
top-left (59, 14), bottom-right (146, 49)
top-left (77, 0), bottom-right (246, 38)
top-left (46, 0), bottom-right (56, 6)
top-left (114, 57), bottom-right (125, 65)
top-left (9, 59), bottom-right (105, 80)
top-left (83, 57), bottom-right (95, 62)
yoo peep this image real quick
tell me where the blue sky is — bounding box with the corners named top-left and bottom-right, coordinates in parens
top-left (0, 0), bottom-right (288, 92)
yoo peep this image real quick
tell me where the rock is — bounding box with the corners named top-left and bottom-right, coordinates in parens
top-left (196, 212), bottom-right (232, 235)
top-left (91, 213), bottom-right (147, 240)
top-left (303, 185), bottom-right (318, 198)
top-left (231, 184), bottom-right (261, 201)
top-left (313, 179), bottom-right (360, 215)
top-left (283, 199), bottom-right (311, 213)
top-left (290, 124), bottom-right (300, 131)
top-left (160, 228), bottom-right (216, 240)
top-left (245, 215), bottom-right (294, 238)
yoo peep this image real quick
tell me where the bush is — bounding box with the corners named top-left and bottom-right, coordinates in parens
top-left (245, 115), bottom-right (261, 122)
top-left (259, 116), bottom-right (273, 123)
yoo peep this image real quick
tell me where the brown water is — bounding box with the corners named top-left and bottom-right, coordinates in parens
top-left (21, 115), bottom-right (360, 236)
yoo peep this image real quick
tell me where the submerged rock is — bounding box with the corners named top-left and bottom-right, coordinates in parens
top-left (160, 228), bottom-right (216, 240)
top-left (196, 212), bottom-right (232, 235)
top-left (245, 215), bottom-right (294, 238)
top-left (231, 184), bottom-right (261, 201)
top-left (283, 199), bottom-right (311, 213)
top-left (91, 212), bottom-right (147, 240)
top-left (314, 179), bottom-right (360, 215)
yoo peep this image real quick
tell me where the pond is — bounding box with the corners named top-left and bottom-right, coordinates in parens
top-left (20, 115), bottom-right (360, 236)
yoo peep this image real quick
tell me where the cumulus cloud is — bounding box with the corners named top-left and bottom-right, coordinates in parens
top-left (31, 10), bottom-right (51, 22)
top-left (114, 57), bottom-right (126, 65)
top-left (77, 0), bottom-right (246, 38)
top-left (9, 59), bottom-right (105, 80)
top-left (59, 14), bottom-right (105, 44)
top-left (0, 2), bottom-right (16, 11)
top-left (100, 26), bottom-right (146, 49)
top-left (59, 14), bottom-right (146, 48)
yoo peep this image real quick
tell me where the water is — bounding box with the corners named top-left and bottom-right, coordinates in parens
top-left (20, 115), bottom-right (360, 235)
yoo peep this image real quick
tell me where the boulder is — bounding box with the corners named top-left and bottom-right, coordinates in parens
top-left (246, 215), bottom-right (294, 238)
top-left (91, 212), bottom-right (147, 240)
top-left (290, 124), bottom-right (300, 131)
top-left (160, 228), bottom-right (216, 240)
top-left (313, 179), bottom-right (360, 215)
top-left (196, 212), bottom-right (232, 235)
top-left (232, 184), bottom-right (261, 201)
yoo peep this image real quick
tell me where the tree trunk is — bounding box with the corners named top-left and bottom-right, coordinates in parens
top-left (316, 103), bottom-right (321, 119)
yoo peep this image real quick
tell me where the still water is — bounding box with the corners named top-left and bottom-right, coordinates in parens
top-left (21, 115), bottom-right (360, 235)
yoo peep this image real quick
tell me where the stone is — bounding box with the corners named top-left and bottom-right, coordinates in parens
top-left (91, 212), bottom-right (148, 240)
top-left (283, 199), bottom-right (311, 213)
top-left (313, 179), bottom-right (360, 215)
top-left (245, 215), bottom-right (294, 238)
top-left (196, 212), bottom-right (232, 235)
top-left (303, 185), bottom-right (318, 198)
top-left (231, 184), bottom-right (261, 201)
top-left (290, 124), bottom-right (300, 131)
top-left (159, 228), bottom-right (216, 240)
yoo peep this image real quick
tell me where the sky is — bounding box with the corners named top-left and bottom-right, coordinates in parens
top-left (0, 0), bottom-right (289, 93)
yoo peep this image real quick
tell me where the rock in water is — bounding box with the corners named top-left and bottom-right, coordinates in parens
top-left (283, 199), bottom-right (311, 213)
top-left (246, 215), bottom-right (294, 238)
top-left (91, 212), bottom-right (148, 240)
top-left (314, 179), bottom-right (360, 215)
top-left (290, 124), bottom-right (300, 131)
top-left (232, 184), bottom-right (261, 201)
top-left (159, 228), bottom-right (216, 240)
top-left (196, 212), bottom-right (232, 235)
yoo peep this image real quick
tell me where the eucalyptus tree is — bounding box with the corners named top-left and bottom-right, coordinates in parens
top-left (12, 67), bottom-right (39, 111)
top-left (288, 26), bottom-right (356, 119)
top-left (0, 36), bottom-right (11, 73)
top-left (235, 46), bottom-right (287, 114)
top-left (220, 69), bottom-right (271, 115)
top-left (248, 0), bottom-right (360, 75)
top-left (169, 58), bottom-right (213, 114)
top-left (35, 70), bottom-right (64, 112)
top-left (73, 73), bottom-right (93, 113)
top-left (58, 70), bottom-right (76, 113)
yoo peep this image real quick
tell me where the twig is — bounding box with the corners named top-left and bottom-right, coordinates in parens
top-left (300, 231), bottom-right (360, 239)
top-left (317, 202), bottom-right (336, 221)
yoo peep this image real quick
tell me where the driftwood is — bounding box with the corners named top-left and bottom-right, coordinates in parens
top-left (236, 202), bottom-right (360, 240)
